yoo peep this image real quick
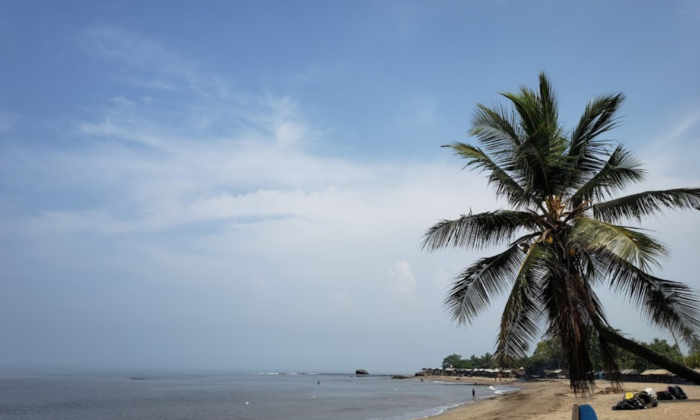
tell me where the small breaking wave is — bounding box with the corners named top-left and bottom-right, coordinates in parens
top-left (367, 401), bottom-right (468, 420)
top-left (490, 386), bottom-right (519, 395)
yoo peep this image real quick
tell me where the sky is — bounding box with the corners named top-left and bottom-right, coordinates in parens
top-left (1, 0), bottom-right (699, 375)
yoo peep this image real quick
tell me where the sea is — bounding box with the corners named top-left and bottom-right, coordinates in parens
top-left (0, 371), bottom-right (519, 420)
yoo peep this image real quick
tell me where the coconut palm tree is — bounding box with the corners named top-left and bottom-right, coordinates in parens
top-left (423, 73), bottom-right (700, 394)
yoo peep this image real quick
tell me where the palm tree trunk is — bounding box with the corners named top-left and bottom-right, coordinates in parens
top-left (598, 328), bottom-right (700, 384)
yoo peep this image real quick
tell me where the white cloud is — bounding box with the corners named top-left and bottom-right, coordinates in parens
top-left (386, 261), bottom-right (417, 296)
top-left (12, 78), bottom-right (483, 236)
top-left (110, 96), bottom-right (136, 107)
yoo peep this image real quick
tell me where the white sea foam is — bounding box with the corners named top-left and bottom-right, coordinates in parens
top-left (367, 401), bottom-right (468, 420)
top-left (491, 386), bottom-right (519, 395)
top-left (429, 380), bottom-right (462, 385)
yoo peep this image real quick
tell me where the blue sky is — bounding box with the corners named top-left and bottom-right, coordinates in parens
top-left (1, 0), bottom-right (699, 374)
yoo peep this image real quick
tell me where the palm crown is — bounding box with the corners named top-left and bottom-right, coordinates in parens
top-left (423, 73), bottom-right (700, 393)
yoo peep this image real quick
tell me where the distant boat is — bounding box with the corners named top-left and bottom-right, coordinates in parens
top-left (356, 369), bottom-right (369, 375)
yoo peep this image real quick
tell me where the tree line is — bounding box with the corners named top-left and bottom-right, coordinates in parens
top-left (443, 333), bottom-right (700, 376)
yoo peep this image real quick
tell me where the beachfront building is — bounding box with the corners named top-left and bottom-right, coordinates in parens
top-left (544, 369), bottom-right (567, 379)
top-left (599, 368), bottom-right (700, 384)
top-left (416, 367), bottom-right (526, 379)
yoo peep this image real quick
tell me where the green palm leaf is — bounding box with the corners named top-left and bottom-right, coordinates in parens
top-left (444, 244), bottom-right (524, 325)
top-left (495, 243), bottom-right (544, 362)
top-left (469, 103), bottom-right (522, 155)
top-left (570, 217), bottom-right (668, 271)
top-left (593, 188), bottom-right (700, 223)
top-left (594, 251), bottom-right (700, 334)
top-left (570, 145), bottom-right (646, 207)
top-left (568, 93), bottom-right (625, 173)
top-left (442, 142), bottom-right (532, 207)
top-left (499, 73), bottom-right (568, 200)
top-left (422, 210), bottom-right (539, 251)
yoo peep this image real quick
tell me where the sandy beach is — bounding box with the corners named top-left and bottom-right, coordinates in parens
top-left (422, 376), bottom-right (700, 420)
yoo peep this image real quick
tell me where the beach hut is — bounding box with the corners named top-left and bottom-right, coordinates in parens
top-left (544, 369), bottom-right (566, 379)
top-left (640, 369), bottom-right (674, 384)
top-left (619, 369), bottom-right (643, 382)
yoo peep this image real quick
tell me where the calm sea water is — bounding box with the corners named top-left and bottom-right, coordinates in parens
top-left (0, 371), bottom-right (519, 420)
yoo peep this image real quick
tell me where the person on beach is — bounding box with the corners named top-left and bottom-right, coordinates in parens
top-left (472, 388), bottom-right (476, 400)
top-left (318, 380), bottom-right (320, 385)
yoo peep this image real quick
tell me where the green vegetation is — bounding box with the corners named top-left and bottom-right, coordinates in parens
top-left (442, 352), bottom-right (496, 369)
top-left (424, 73), bottom-right (700, 394)
top-left (443, 333), bottom-right (700, 375)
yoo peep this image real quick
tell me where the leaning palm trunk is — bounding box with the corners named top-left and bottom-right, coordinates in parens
top-left (424, 72), bottom-right (700, 394)
top-left (599, 328), bottom-right (700, 383)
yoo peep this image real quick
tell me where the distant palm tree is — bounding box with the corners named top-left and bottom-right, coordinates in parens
top-left (423, 73), bottom-right (700, 394)
top-left (480, 352), bottom-right (495, 369)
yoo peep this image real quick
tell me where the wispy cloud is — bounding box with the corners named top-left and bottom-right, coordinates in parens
top-left (1, 30), bottom-right (496, 323)
top-left (84, 26), bottom-right (232, 98)
top-left (640, 109), bottom-right (700, 181)
top-left (667, 109), bottom-right (700, 141)
top-left (0, 29), bottom-right (486, 240)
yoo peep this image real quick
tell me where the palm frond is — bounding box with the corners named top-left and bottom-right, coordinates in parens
top-left (469, 103), bottom-right (522, 155)
top-left (592, 250), bottom-right (700, 336)
top-left (568, 93), bottom-right (625, 171)
top-left (500, 74), bottom-right (568, 200)
top-left (570, 145), bottom-right (646, 207)
top-left (422, 210), bottom-right (539, 252)
top-left (570, 217), bottom-right (668, 272)
top-left (501, 86), bottom-right (541, 139)
top-left (494, 243), bottom-right (544, 362)
top-left (444, 244), bottom-right (524, 325)
top-left (537, 72), bottom-right (559, 128)
top-left (593, 188), bottom-right (700, 223)
top-left (442, 142), bottom-right (532, 207)
top-left (562, 93), bottom-right (625, 200)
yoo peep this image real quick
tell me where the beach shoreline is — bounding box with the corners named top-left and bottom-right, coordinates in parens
top-left (418, 376), bottom-right (700, 420)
